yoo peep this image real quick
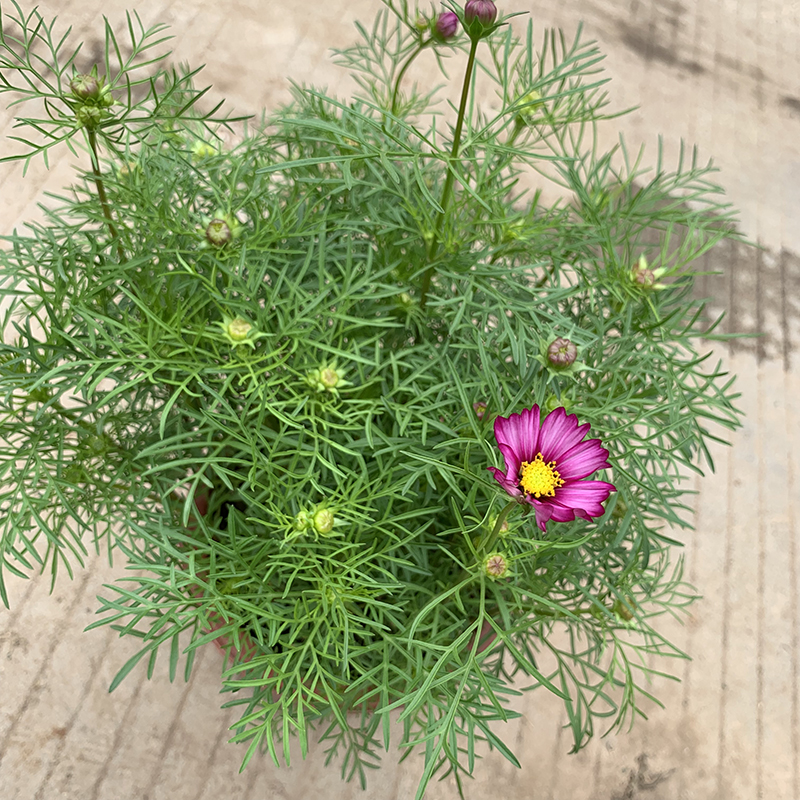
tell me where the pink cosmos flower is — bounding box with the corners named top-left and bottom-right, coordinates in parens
top-left (488, 405), bottom-right (615, 531)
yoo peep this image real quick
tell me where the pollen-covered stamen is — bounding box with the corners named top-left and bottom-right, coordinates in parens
top-left (519, 453), bottom-right (564, 498)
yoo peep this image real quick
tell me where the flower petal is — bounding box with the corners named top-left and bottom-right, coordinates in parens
top-left (538, 406), bottom-right (592, 462)
top-left (494, 406), bottom-right (541, 462)
top-left (554, 480), bottom-right (616, 516)
top-left (556, 438), bottom-right (611, 480)
top-left (488, 467), bottom-right (522, 498)
top-left (497, 442), bottom-right (522, 480)
top-left (531, 499), bottom-right (555, 531)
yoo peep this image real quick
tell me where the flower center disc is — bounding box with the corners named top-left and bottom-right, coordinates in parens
top-left (519, 453), bottom-right (564, 498)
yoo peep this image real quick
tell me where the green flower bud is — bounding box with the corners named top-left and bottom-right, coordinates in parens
top-left (611, 495), bottom-right (629, 520)
top-left (294, 510), bottom-right (312, 532)
top-left (206, 218), bottom-right (232, 247)
top-left (227, 317), bottom-right (252, 341)
top-left (117, 161), bottom-right (139, 179)
top-left (543, 395), bottom-right (573, 415)
top-left (613, 596), bottom-right (637, 622)
top-left (70, 73), bottom-right (100, 100)
top-left (305, 360), bottom-right (351, 396)
top-left (486, 514), bottom-right (509, 536)
top-left (313, 508), bottom-right (335, 535)
top-left (320, 367), bottom-right (340, 389)
top-left (191, 139), bottom-right (220, 160)
top-left (515, 89), bottom-right (544, 126)
top-left (75, 104), bottom-right (104, 129)
top-left (484, 552), bottom-right (509, 579)
top-left (98, 84), bottom-right (114, 108)
top-left (216, 314), bottom-right (263, 350)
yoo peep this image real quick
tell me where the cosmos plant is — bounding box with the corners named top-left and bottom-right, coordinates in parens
top-left (0, 1), bottom-right (744, 797)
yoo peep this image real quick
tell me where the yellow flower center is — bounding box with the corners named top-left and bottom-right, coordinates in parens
top-left (519, 453), bottom-right (564, 498)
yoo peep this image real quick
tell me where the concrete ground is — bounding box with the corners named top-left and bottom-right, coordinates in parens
top-left (1, 0), bottom-right (799, 798)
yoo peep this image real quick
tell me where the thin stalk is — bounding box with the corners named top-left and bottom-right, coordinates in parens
top-left (419, 36), bottom-right (480, 308)
top-left (87, 129), bottom-right (124, 262)
top-left (390, 38), bottom-right (433, 116)
top-left (479, 499), bottom-right (517, 553)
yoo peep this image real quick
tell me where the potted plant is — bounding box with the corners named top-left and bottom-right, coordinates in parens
top-left (0, 0), bottom-right (743, 796)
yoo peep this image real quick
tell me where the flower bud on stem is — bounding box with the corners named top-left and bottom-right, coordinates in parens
top-left (464, 0), bottom-right (497, 40)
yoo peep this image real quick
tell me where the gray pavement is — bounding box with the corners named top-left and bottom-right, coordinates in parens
top-left (1, 1), bottom-right (799, 798)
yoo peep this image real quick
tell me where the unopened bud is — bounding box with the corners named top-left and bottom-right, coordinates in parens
top-left (191, 140), bottom-right (219, 160)
top-left (206, 219), bottom-right (232, 247)
top-left (313, 508), bottom-right (335, 535)
top-left (631, 254), bottom-right (667, 289)
top-left (547, 337), bottom-right (577, 368)
top-left (75, 104), bottom-right (104, 129)
top-left (611, 495), bottom-right (629, 520)
top-left (464, 0), bottom-right (497, 38)
top-left (473, 401), bottom-right (487, 420)
top-left (217, 314), bottom-right (261, 349)
top-left (70, 73), bottom-right (100, 100)
top-left (319, 367), bottom-right (340, 389)
top-left (305, 361), bottom-right (350, 395)
top-left (515, 89), bottom-right (544, 125)
top-left (433, 11), bottom-right (459, 41)
top-left (484, 552), bottom-right (509, 579)
top-left (613, 596), bottom-right (637, 622)
top-left (294, 510), bottom-right (311, 532)
top-left (543, 394), bottom-right (573, 415)
top-left (487, 514), bottom-right (509, 536)
top-left (225, 317), bottom-right (252, 342)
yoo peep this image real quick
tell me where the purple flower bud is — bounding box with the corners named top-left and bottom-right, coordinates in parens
top-left (547, 337), bottom-right (577, 368)
top-left (464, 0), bottom-right (497, 27)
top-left (473, 401), bottom-right (487, 420)
top-left (434, 11), bottom-right (459, 40)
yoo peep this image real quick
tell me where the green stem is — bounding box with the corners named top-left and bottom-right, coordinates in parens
top-left (87, 129), bottom-right (124, 262)
top-left (390, 38), bottom-right (433, 116)
top-left (419, 36), bottom-right (480, 308)
top-left (479, 500), bottom-right (517, 553)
